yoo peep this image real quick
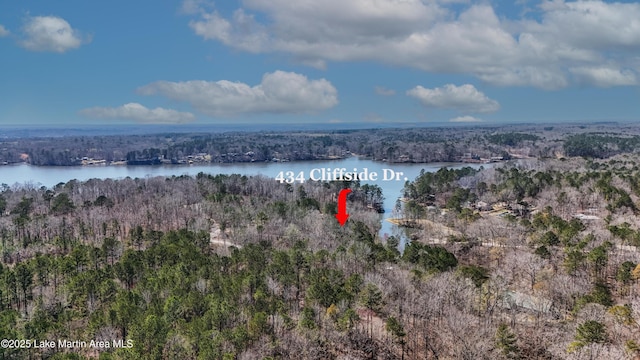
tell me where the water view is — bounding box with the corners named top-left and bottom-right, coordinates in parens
top-left (2, 157), bottom-right (486, 241)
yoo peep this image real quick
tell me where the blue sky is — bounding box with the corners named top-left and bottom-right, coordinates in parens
top-left (1, 0), bottom-right (639, 126)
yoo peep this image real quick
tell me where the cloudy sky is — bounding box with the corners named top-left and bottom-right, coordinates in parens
top-left (1, 0), bottom-right (639, 126)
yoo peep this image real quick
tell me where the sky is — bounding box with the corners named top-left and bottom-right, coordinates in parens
top-left (0, 0), bottom-right (639, 127)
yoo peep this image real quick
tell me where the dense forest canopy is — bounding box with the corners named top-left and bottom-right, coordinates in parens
top-left (2, 124), bottom-right (640, 359)
top-left (563, 134), bottom-right (640, 158)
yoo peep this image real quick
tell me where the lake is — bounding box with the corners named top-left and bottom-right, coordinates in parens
top-left (1, 158), bottom-right (486, 243)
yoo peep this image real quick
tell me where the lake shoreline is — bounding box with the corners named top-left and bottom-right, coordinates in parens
top-left (2, 158), bottom-right (488, 245)
top-left (0, 155), bottom-right (498, 168)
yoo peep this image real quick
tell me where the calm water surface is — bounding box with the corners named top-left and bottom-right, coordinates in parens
top-left (1, 158), bottom-right (485, 243)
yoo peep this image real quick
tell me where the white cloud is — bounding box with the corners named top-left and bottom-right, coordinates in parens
top-left (138, 70), bottom-right (338, 116)
top-left (570, 66), bottom-right (638, 87)
top-left (186, 0), bottom-right (640, 89)
top-left (450, 115), bottom-right (482, 122)
top-left (20, 16), bottom-right (88, 53)
top-left (374, 86), bottom-right (395, 96)
top-left (79, 103), bottom-right (195, 124)
top-left (189, 9), bottom-right (268, 53)
top-left (0, 25), bottom-right (9, 37)
top-left (534, 0), bottom-right (640, 49)
top-left (407, 84), bottom-right (499, 113)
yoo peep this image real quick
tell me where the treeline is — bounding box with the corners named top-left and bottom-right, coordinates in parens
top-left (564, 133), bottom-right (640, 158)
top-left (0, 125), bottom-right (561, 166)
top-left (9, 124), bottom-right (640, 167)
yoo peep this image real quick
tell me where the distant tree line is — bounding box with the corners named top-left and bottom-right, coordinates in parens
top-left (564, 133), bottom-right (640, 158)
top-left (486, 132), bottom-right (540, 146)
top-left (0, 125), bottom-right (569, 166)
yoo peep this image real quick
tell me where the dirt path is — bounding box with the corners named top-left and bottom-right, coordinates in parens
top-left (209, 223), bottom-right (242, 248)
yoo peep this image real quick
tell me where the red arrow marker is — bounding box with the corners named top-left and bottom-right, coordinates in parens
top-left (335, 189), bottom-right (352, 226)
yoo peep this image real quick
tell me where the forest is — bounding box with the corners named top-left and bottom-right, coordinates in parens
top-left (2, 124), bottom-right (640, 359)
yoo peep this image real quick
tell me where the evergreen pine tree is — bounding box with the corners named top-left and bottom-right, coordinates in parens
top-left (495, 323), bottom-right (519, 359)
